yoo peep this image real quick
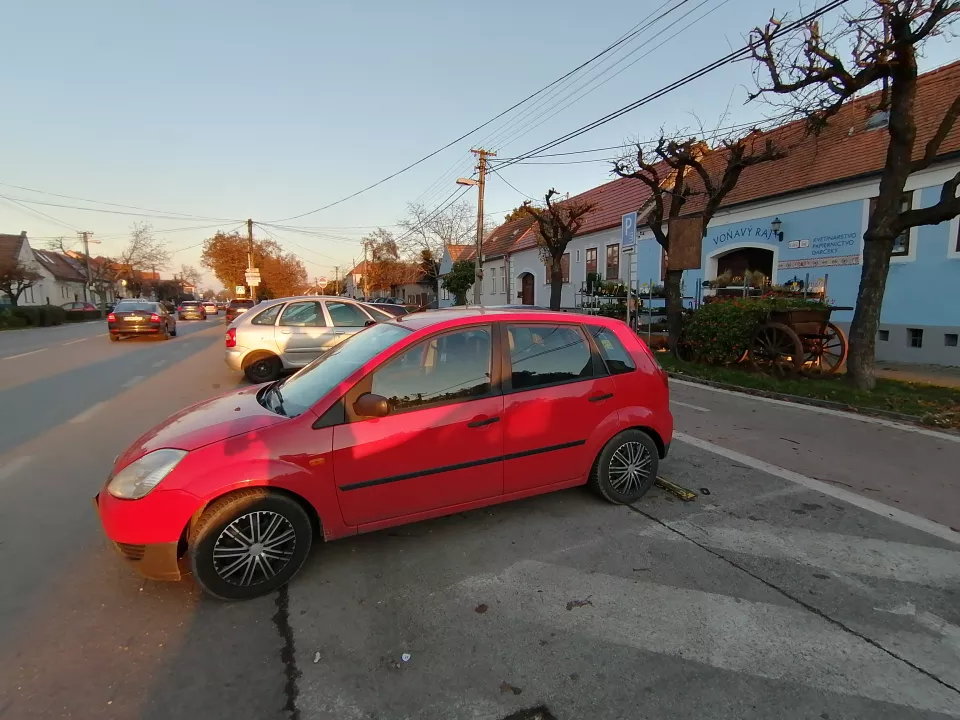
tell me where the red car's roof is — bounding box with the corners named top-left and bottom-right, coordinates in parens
top-left (395, 307), bottom-right (623, 332)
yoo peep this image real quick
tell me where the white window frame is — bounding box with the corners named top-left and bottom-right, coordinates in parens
top-left (441, 287), bottom-right (449, 301)
top-left (490, 267), bottom-right (497, 294)
top-left (949, 210), bottom-right (960, 260)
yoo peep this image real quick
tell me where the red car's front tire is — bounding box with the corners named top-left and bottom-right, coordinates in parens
top-left (188, 489), bottom-right (313, 601)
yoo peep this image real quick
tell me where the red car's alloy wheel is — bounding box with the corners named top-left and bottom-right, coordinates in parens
top-left (213, 510), bottom-right (296, 586)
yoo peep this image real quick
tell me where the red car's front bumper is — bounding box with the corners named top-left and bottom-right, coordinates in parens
top-left (95, 490), bottom-right (193, 581)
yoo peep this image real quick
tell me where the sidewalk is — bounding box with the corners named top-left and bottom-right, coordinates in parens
top-left (875, 361), bottom-right (960, 388)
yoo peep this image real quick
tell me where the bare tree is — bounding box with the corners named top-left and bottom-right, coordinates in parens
top-left (397, 202), bottom-right (475, 291)
top-left (179, 263), bottom-right (202, 288)
top-left (614, 133), bottom-right (784, 351)
top-left (118, 222), bottom-right (170, 276)
top-left (0, 258), bottom-right (40, 307)
top-left (521, 189), bottom-right (596, 310)
top-left (749, 0), bottom-right (960, 389)
top-left (361, 228), bottom-right (407, 294)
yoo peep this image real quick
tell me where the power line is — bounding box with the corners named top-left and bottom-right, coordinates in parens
top-left (491, 167), bottom-right (537, 201)
top-left (0, 193), bottom-right (249, 223)
top-left (493, 0), bottom-right (850, 173)
top-left (0, 182), bottom-right (243, 223)
top-left (0, 194), bottom-right (80, 232)
top-left (267, 0), bottom-right (703, 223)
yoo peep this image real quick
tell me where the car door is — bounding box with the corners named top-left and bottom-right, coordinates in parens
top-left (332, 324), bottom-right (503, 527)
top-left (323, 300), bottom-right (374, 347)
top-left (274, 301), bottom-right (335, 367)
top-left (500, 322), bottom-right (620, 495)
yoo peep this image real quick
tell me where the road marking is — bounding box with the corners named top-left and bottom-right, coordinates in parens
top-left (121, 375), bottom-right (145, 389)
top-left (0, 455), bottom-right (33, 483)
top-left (674, 431), bottom-right (960, 545)
top-left (672, 378), bottom-right (960, 443)
top-left (659, 519), bottom-right (960, 587)
top-left (97, 333), bottom-right (108, 337)
top-left (152, 360), bottom-right (167, 368)
top-left (457, 561), bottom-right (960, 715)
top-left (1, 349), bottom-right (46, 361)
top-left (69, 402), bottom-right (105, 424)
top-left (672, 400), bottom-right (711, 412)
top-left (61, 338), bottom-right (87, 346)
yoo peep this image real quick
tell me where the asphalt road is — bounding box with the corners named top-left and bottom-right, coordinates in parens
top-left (0, 321), bottom-right (957, 720)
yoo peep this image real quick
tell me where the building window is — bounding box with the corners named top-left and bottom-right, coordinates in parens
top-left (543, 254), bottom-right (570, 284)
top-left (500, 268), bottom-right (506, 293)
top-left (441, 287), bottom-right (449, 301)
top-left (878, 329), bottom-right (889, 342)
top-left (606, 244), bottom-right (620, 280)
top-left (576, 249), bottom-right (581, 263)
top-left (908, 328), bottom-right (923, 348)
top-left (946, 333), bottom-right (958, 347)
top-left (585, 248), bottom-right (597, 277)
top-left (869, 194), bottom-right (912, 256)
top-left (490, 267), bottom-right (497, 294)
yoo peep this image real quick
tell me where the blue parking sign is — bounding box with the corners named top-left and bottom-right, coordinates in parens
top-left (621, 212), bottom-right (637, 251)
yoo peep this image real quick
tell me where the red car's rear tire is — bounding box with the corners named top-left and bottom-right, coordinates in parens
top-left (589, 429), bottom-right (659, 504)
top-left (189, 489), bottom-right (313, 601)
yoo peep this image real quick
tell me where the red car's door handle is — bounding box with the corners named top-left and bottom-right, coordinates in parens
top-left (589, 393), bottom-right (614, 402)
top-left (467, 416), bottom-right (500, 428)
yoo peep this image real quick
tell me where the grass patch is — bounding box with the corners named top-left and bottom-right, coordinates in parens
top-left (657, 353), bottom-right (960, 429)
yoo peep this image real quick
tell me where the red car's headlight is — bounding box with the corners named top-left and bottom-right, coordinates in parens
top-left (107, 449), bottom-right (187, 499)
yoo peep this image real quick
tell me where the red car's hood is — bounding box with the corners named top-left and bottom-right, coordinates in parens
top-left (115, 386), bottom-right (287, 470)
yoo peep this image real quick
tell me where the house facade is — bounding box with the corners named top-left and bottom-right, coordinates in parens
top-left (438, 243), bottom-right (477, 307)
top-left (1, 231), bottom-right (92, 306)
top-left (478, 60), bottom-right (960, 366)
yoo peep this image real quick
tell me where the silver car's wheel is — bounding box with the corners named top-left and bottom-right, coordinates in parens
top-left (213, 511), bottom-right (297, 587)
top-left (590, 430), bottom-right (659, 504)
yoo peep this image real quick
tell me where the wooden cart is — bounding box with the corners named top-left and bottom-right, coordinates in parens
top-left (748, 305), bottom-right (851, 376)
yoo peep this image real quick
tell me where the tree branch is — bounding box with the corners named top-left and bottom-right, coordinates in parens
top-left (913, 91), bottom-right (960, 172)
top-left (897, 170), bottom-right (960, 229)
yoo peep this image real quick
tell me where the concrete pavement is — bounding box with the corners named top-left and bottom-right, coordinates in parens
top-left (0, 323), bottom-right (958, 719)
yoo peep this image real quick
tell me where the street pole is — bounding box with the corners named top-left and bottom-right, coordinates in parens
top-left (362, 241), bottom-right (369, 299)
top-left (334, 266), bottom-right (340, 296)
top-left (471, 148), bottom-right (496, 305)
top-left (79, 231), bottom-right (93, 303)
top-left (246, 218), bottom-right (255, 302)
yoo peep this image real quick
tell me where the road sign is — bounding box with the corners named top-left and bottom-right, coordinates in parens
top-left (621, 212), bottom-right (637, 252)
top-left (245, 268), bottom-right (261, 287)
top-left (235, 285), bottom-right (245, 295)
top-left (317, 276), bottom-right (327, 289)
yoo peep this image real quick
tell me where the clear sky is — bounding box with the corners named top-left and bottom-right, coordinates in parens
top-left (3, 0), bottom-right (957, 290)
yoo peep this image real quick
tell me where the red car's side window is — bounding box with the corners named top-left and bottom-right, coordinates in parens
top-left (371, 326), bottom-right (493, 413)
top-left (588, 326), bottom-right (636, 375)
top-left (505, 324), bottom-right (594, 392)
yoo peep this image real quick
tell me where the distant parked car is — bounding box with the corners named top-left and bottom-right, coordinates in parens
top-left (202, 300), bottom-right (218, 315)
top-left (225, 299), bottom-right (256, 324)
top-left (108, 301), bottom-right (176, 341)
top-left (367, 302), bottom-right (410, 318)
top-left (225, 296), bottom-right (394, 383)
top-left (61, 301), bottom-right (97, 311)
top-left (178, 301), bottom-right (207, 321)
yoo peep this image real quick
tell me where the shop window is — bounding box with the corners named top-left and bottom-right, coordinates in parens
top-left (869, 194), bottom-right (911, 256)
top-left (908, 328), bottom-right (923, 348)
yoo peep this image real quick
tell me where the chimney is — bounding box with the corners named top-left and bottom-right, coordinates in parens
top-left (20, 231), bottom-right (27, 239)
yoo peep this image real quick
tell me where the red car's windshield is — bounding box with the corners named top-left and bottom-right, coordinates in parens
top-left (266, 323), bottom-right (410, 417)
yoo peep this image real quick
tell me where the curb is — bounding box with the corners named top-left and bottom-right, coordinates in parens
top-left (666, 371), bottom-right (960, 433)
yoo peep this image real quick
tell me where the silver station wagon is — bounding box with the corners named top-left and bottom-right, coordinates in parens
top-left (224, 296), bottom-right (395, 383)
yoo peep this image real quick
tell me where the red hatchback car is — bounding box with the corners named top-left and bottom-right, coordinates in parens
top-left (96, 308), bottom-right (672, 600)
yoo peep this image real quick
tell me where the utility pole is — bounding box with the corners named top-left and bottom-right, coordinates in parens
top-left (247, 218), bottom-right (255, 301)
top-left (79, 231), bottom-right (93, 303)
top-left (362, 241), bottom-right (370, 299)
top-left (457, 148), bottom-right (496, 305)
top-left (334, 266), bottom-right (340, 296)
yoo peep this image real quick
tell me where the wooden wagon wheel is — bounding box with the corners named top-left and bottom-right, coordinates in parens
top-left (748, 322), bottom-right (804, 376)
top-left (803, 322), bottom-right (848, 375)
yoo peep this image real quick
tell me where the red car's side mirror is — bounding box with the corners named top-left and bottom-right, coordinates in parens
top-left (354, 393), bottom-right (390, 418)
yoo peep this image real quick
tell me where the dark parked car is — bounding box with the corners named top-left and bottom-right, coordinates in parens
top-left (108, 301), bottom-right (176, 341)
top-left (225, 298), bottom-right (256, 324)
top-left (366, 302), bottom-right (410, 318)
top-left (178, 301), bottom-right (207, 321)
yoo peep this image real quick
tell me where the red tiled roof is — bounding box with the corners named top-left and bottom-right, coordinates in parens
top-left (481, 216), bottom-right (535, 258)
top-left (446, 244), bottom-right (477, 262)
top-left (0, 233), bottom-right (27, 265)
top-left (33, 250), bottom-right (87, 282)
top-left (682, 59), bottom-right (960, 215)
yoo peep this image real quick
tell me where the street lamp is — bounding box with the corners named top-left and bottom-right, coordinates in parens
top-left (771, 218), bottom-right (784, 242)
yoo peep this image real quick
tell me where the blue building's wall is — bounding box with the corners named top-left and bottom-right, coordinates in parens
top-left (683, 182), bottom-right (960, 364)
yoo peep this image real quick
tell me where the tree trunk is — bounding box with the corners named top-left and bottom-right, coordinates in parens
top-left (549, 259), bottom-right (563, 311)
top-left (846, 235), bottom-right (895, 390)
top-left (665, 269), bottom-right (683, 353)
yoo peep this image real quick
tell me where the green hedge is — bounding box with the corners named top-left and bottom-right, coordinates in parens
top-left (0, 309), bottom-right (29, 328)
top-left (11, 305), bottom-right (67, 327)
top-left (683, 297), bottom-right (826, 365)
top-left (64, 309), bottom-right (102, 322)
